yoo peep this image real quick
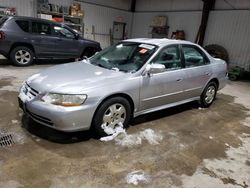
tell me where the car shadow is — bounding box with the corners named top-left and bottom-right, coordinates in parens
top-left (21, 115), bottom-right (95, 144)
top-left (131, 101), bottom-right (199, 125)
top-left (0, 56), bottom-right (75, 66)
top-left (21, 101), bottom-right (200, 144)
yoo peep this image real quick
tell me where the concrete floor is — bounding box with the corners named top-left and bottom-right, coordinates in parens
top-left (0, 57), bottom-right (250, 188)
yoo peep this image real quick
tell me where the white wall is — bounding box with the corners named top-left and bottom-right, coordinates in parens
top-left (136, 0), bottom-right (203, 12)
top-left (79, 0), bottom-right (131, 11)
top-left (131, 11), bottom-right (201, 42)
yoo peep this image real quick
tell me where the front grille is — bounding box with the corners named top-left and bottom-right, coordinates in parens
top-left (27, 109), bottom-right (53, 126)
top-left (25, 83), bottom-right (39, 97)
top-left (20, 83), bottom-right (40, 101)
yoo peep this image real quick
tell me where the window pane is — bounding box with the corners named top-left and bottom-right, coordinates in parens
top-left (32, 22), bottom-right (51, 35)
top-left (54, 26), bottom-right (75, 39)
top-left (183, 46), bottom-right (205, 67)
top-left (15, 20), bottom-right (29, 32)
top-left (152, 46), bottom-right (181, 70)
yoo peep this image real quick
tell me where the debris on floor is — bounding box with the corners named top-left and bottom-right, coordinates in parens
top-left (11, 120), bottom-right (18, 124)
top-left (100, 123), bottom-right (163, 147)
top-left (126, 170), bottom-right (151, 186)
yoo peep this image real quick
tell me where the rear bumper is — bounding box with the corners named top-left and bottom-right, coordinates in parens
top-left (218, 76), bottom-right (228, 90)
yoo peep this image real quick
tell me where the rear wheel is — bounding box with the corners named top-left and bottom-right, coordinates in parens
top-left (92, 97), bottom-right (131, 137)
top-left (199, 82), bottom-right (217, 108)
top-left (10, 46), bottom-right (34, 66)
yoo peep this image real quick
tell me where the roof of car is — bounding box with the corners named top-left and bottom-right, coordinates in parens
top-left (124, 38), bottom-right (194, 47)
top-left (9, 16), bottom-right (61, 25)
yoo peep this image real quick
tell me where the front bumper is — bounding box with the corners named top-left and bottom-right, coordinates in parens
top-left (18, 96), bottom-right (97, 132)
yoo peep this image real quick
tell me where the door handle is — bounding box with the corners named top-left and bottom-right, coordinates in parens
top-left (176, 78), bottom-right (182, 82)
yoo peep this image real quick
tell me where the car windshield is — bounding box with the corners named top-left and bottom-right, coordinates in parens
top-left (89, 42), bottom-right (157, 73)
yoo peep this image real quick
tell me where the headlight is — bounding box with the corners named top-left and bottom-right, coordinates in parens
top-left (41, 93), bottom-right (87, 107)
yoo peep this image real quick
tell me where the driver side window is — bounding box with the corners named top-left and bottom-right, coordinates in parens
top-left (54, 25), bottom-right (75, 39)
top-left (152, 45), bottom-right (182, 71)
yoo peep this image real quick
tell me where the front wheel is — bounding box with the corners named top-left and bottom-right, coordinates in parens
top-left (199, 82), bottom-right (217, 108)
top-left (10, 46), bottom-right (34, 66)
top-left (92, 97), bottom-right (131, 137)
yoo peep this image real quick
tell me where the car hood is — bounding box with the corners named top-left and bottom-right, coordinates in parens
top-left (27, 61), bottom-right (126, 94)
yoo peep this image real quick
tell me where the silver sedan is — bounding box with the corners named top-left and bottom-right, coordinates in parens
top-left (18, 38), bottom-right (228, 136)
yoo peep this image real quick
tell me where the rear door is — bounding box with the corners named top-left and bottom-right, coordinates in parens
top-left (140, 45), bottom-right (186, 111)
top-left (52, 25), bottom-right (80, 58)
top-left (29, 21), bottom-right (58, 57)
top-left (181, 44), bottom-right (212, 98)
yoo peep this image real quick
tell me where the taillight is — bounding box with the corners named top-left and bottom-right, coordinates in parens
top-left (0, 31), bottom-right (6, 40)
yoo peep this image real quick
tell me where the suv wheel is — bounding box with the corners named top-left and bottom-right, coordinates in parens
top-left (92, 97), bottom-right (131, 137)
top-left (10, 46), bottom-right (34, 66)
top-left (199, 81), bottom-right (217, 108)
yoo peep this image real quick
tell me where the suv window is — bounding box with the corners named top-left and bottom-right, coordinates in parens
top-left (32, 22), bottom-right (51, 35)
top-left (182, 45), bottom-right (208, 68)
top-left (152, 45), bottom-right (182, 71)
top-left (54, 25), bottom-right (75, 39)
top-left (15, 20), bottom-right (29, 32)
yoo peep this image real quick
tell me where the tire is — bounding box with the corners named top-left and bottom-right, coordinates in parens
top-left (199, 81), bottom-right (217, 108)
top-left (10, 46), bottom-right (34, 66)
top-left (92, 97), bottom-right (131, 137)
top-left (228, 74), bottom-right (238, 81)
top-left (204, 44), bottom-right (229, 63)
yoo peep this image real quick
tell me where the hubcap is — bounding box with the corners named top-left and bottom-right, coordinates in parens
top-left (15, 50), bottom-right (31, 64)
top-left (205, 86), bottom-right (216, 104)
top-left (102, 103), bottom-right (126, 129)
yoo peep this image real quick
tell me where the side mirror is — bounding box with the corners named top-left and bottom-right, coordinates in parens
top-left (75, 33), bottom-right (80, 40)
top-left (145, 63), bottom-right (165, 75)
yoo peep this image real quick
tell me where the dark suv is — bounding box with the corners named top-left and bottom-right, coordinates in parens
top-left (0, 16), bottom-right (101, 66)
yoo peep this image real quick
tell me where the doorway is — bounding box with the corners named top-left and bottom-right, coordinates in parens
top-left (113, 22), bottom-right (126, 44)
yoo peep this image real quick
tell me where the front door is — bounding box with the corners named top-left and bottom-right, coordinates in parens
top-left (140, 45), bottom-right (186, 111)
top-left (52, 25), bottom-right (80, 58)
top-left (30, 21), bottom-right (58, 57)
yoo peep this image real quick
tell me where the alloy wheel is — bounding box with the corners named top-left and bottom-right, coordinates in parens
top-left (102, 103), bottom-right (126, 129)
top-left (15, 50), bottom-right (31, 65)
top-left (205, 85), bottom-right (216, 104)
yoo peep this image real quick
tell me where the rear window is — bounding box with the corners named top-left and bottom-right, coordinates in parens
top-left (15, 20), bottom-right (29, 32)
top-left (32, 22), bottom-right (51, 35)
top-left (0, 17), bottom-right (8, 28)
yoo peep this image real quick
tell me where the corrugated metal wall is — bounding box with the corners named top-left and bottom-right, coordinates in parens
top-left (1, 0), bottom-right (250, 69)
top-left (205, 10), bottom-right (250, 70)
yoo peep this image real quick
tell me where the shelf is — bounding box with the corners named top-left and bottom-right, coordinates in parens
top-left (39, 11), bottom-right (63, 17)
top-left (64, 15), bottom-right (83, 19)
top-left (64, 23), bottom-right (82, 27)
